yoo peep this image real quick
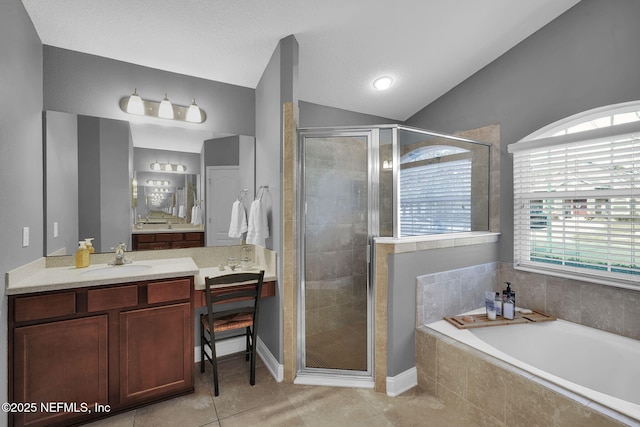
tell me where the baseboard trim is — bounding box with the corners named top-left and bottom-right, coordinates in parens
top-left (386, 367), bottom-right (417, 397)
top-left (257, 337), bottom-right (284, 382)
top-left (294, 372), bottom-right (374, 389)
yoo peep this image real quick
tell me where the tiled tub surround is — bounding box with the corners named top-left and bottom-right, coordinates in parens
top-left (499, 263), bottom-right (640, 341)
top-left (416, 262), bottom-right (498, 326)
top-left (416, 324), bottom-right (639, 427)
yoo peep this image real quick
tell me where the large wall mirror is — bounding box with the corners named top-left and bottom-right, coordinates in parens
top-left (44, 110), bottom-right (254, 255)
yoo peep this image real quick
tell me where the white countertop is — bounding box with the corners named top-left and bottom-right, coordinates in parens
top-left (6, 258), bottom-right (200, 295)
top-left (6, 246), bottom-right (278, 295)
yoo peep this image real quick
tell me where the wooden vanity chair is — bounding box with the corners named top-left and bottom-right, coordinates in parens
top-left (200, 270), bottom-right (265, 396)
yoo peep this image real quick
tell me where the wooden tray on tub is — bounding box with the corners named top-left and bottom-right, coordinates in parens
top-left (444, 310), bottom-right (556, 329)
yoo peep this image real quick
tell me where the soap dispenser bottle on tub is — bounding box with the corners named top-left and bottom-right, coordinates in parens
top-left (502, 282), bottom-right (516, 320)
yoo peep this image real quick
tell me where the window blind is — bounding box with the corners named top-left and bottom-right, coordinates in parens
top-left (513, 134), bottom-right (640, 284)
top-left (400, 158), bottom-right (471, 236)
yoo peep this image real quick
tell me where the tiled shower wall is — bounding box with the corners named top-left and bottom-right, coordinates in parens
top-left (416, 262), bottom-right (498, 325)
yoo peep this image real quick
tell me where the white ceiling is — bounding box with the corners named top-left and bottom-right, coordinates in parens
top-left (23, 0), bottom-right (580, 145)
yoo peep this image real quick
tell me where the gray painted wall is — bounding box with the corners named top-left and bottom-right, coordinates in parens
top-left (255, 39), bottom-right (284, 361)
top-left (77, 117), bottom-right (132, 253)
top-left (406, 0), bottom-right (640, 263)
top-left (0, 0), bottom-right (43, 424)
top-left (45, 111), bottom-right (78, 256)
top-left (98, 118), bottom-right (133, 253)
top-left (77, 116), bottom-right (102, 252)
top-left (387, 243), bottom-right (499, 376)
top-left (43, 46), bottom-right (255, 137)
top-left (203, 136), bottom-right (240, 167)
top-left (299, 101), bottom-right (397, 128)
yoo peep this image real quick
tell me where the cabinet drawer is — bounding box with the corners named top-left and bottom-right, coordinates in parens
top-left (88, 285), bottom-right (138, 312)
top-left (155, 233), bottom-right (183, 242)
top-left (184, 232), bottom-right (203, 241)
top-left (171, 241), bottom-right (202, 249)
top-left (147, 279), bottom-right (191, 304)
top-left (14, 292), bottom-right (76, 322)
top-left (137, 242), bottom-right (170, 250)
top-left (136, 234), bottom-right (156, 243)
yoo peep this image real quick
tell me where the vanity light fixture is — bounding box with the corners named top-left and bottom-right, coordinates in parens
top-left (149, 161), bottom-right (187, 172)
top-left (146, 180), bottom-right (170, 186)
top-left (373, 76), bottom-right (393, 90)
top-left (186, 99), bottom-right (203, 123)
top-left (158, 94), bottom-right (174, 119)
top-left (120, 89), bottom-right (206, 123)
top-left (126, 89), bottom-right (145, 115)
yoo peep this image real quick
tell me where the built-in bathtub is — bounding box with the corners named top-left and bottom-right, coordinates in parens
top-left (417, 310), bottom-right (640, 426)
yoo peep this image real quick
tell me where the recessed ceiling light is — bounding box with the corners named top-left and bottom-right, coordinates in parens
top-left (373, 76), bottom-right (393, 90)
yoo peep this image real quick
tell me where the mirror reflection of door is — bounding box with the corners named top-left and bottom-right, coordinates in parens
top-left (206, 166), bottom-right (241, 246)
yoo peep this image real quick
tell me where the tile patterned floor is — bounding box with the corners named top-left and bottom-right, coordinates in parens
top-left (84, 355), bottom-right (478, 427)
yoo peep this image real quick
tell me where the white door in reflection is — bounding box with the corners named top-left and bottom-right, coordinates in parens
top-left (206, 166), bottom-right (241, 246)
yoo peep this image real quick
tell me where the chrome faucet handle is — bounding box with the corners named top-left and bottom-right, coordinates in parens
top-left (111, 243), bottom-right (128, 265)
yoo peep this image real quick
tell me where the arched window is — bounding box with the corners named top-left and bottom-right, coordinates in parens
top-left (509, 101), bottom-right (640, 288)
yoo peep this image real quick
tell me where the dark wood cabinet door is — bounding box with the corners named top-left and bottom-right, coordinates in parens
top-left (13, 316), bottom-right (108, 427)
top-left (119, 303), bottom-right (193, 404)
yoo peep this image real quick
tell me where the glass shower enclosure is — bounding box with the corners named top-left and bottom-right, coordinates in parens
top-left (297, 125), bottom-right (490, 385)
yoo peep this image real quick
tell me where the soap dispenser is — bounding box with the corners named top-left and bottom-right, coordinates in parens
top-left (75, 241), bottom-right (90, 268)
top-left (502, 282), bottom-right (515, 320)
top-left (84, 238), bottom-right (95, 254)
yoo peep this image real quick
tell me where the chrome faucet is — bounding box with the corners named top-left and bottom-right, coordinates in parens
top-left (112, 243), bottom-right (129, 265)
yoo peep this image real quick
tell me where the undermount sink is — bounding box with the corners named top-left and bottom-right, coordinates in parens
top-left (80, 264), bottom-right (152, 277)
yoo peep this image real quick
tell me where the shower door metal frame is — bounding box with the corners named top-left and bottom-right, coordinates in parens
top-left (296, 127), bottom-right (379, 386)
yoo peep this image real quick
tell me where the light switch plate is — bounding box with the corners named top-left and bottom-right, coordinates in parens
top-left (22, 227), bottom-right (29, 247)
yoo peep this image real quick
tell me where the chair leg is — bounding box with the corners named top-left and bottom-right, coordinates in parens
top-left (200, 321), bottom-right (205, 373)
top-left (245, 326), bottom-right (251, 361)
top-left (249, 329), bottom-right (257, 386)
top-left (212, 355), bottom-right (220, 396)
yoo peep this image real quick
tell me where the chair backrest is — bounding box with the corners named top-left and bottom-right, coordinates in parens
top-left (203, 271), bottom-right (265, 326)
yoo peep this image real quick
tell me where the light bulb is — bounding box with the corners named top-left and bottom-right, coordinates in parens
top-left (158, 94), bottom-right (174, 119)
top-left (126, 88), bottom-right (145, 115)
top-left (186, 99), bottom-right (202, 123)
top-left (373, 76), bottom-right (393, 90)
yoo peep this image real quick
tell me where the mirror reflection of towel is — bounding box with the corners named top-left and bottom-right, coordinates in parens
top-left (228, 200), bottom-right (248, 238)
top-left (246, 199), bottom-right (269, 246)
top-left (191, 205), bottom-right (202, 225)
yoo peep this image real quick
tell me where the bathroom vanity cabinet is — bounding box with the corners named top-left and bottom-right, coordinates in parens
top-left (131, 231), bottom-right (205, 250)
top-left (8, 277), bottom-right (194, 427)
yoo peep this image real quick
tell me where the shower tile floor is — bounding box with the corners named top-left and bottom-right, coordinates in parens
top-left (84, 355), bottom-right (479, 427)
top-left (306, 323), bottom-right (368, 370)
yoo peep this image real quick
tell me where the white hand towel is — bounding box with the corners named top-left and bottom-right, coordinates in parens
top-left (191, 205), bottom-right (202, 225)
top-left (228, 200), bottom-right (248, 238)
top-left (178, 205), bottom-right (185, 218)
top-left (246, 199), bottom-right (269, 246)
